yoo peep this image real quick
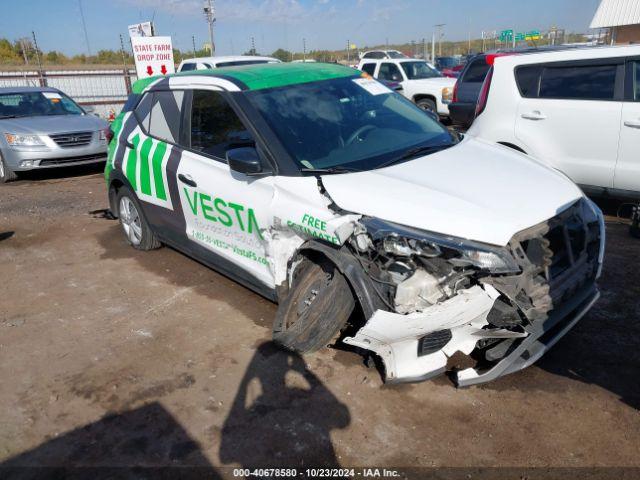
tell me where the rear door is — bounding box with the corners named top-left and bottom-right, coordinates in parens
top-left (177, 88), bottom-right (276, 288)
top-left (514, 59), bottom-right (623, 188)
top-left (122, 88), bottom-right (188, 242)
top-left (614, 59), bottom-right (640, 193)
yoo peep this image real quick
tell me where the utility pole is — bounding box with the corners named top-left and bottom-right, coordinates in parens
top-left (203, 0), bottom-right (216, 56)
top-left (192, 36), bottom-right (197, 57)
top-left (431, 31), bottom-right (435, 63)
top-left (346, 39), bottom-right (350, 64)
top-left (31, 31), bottom-right (44, 86)
top-left (434, 24), bottom-right (445, 57)
top-left (120, 34), bottom-right (131, 94)
top-left (78, 0), bottom-right (92, 56)
top-left (251, 36), bottom-right (256, 55)
top-left (422, 37), bottom-right (426, 60)
top-left (303, 38), bottom-right (306, 61)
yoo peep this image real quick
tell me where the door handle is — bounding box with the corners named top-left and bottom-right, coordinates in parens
top-left (178, 173), bottom-right (197, 188)
top-left (521, 111), bottom-right (546, 121)
top-left (624, 119), bottom-right (640, 129)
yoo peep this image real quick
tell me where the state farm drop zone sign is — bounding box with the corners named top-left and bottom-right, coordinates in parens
top-left (131, 36), bottom-right (176, 78)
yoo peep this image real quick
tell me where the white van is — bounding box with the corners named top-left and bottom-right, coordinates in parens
top-left (177, 55), bottom-right (280, 72)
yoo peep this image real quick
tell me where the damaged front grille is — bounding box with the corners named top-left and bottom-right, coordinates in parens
top-left (485, 199), bottom-right (601, 324)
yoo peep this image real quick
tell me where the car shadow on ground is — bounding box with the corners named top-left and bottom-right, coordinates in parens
top-left (0, 402), bottom-right (222, 479)
top-left (536, 218), bottom-right (640, 410)
top-left (219, 342), bottom-right (350, 468)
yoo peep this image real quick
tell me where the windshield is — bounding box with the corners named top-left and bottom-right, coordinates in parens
top-left (437, 57), bottom-right (460, 68)
top-left (401, 61), bottom-right (441, 79)
top-left (245, 76), bottom-right (454, 172)
top-left (0, 91), bottom-right (85, 118)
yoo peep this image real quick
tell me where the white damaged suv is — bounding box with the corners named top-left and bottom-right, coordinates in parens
top-left (106, 63), bottom-right (605, 386)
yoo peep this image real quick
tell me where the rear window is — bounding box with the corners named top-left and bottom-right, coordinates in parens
top-left (539, 64), bottom-right (617, 100)
top-left (180, 63), bottom-right (197, 72)
top-left (461, 58), bottom-right (490, 83)
top-left (363, 52), bottom-right (385, 59)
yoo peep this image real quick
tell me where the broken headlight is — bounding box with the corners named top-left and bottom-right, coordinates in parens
top-left (362, 217), bottom-right (520, 274)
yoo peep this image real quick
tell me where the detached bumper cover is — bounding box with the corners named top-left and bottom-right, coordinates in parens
top-left (343, 285), bottom-right (501, 383)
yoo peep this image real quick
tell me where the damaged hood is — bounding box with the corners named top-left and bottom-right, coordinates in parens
top-left (321, 137), bottom-right (583, 246)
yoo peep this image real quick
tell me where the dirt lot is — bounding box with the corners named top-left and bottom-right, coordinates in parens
top-left (0, 166), bottom-right (639, 478)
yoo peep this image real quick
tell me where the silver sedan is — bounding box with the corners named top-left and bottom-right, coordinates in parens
top-left (0, 87), bottom-right (109, 183)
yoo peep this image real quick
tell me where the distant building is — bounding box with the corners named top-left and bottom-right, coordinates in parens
top-left (590, 0), bottom-right (640, 44)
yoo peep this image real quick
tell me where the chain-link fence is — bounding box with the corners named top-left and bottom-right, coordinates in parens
top-left (0, 68), bottom-right (137, 119)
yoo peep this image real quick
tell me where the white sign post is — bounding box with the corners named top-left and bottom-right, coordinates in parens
top-left (131, 36), bottom-right (175, 79)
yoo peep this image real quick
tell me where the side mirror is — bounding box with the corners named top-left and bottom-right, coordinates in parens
top-left (226, 147), bottom-right (264, 176)
top-left (83, 105), bottom-right (95, 115)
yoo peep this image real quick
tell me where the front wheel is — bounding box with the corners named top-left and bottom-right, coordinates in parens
top-left (0, 153), bottom-right (18, 184)
top-left (416, 98), bottom-right (437, 113)
top-left (116, 187), bottom-right (161, 251)
top-left (273, 258), bottom-right (355, 353)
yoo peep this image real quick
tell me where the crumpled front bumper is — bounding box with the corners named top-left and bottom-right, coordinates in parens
top-left (344, 283), bottom-right (599, 386)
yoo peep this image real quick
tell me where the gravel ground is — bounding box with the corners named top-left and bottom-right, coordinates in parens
top-left (0, 166), bottom-right (638, 478)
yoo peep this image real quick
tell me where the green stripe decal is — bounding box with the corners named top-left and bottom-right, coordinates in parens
top-left (152, 141), bottom-right (167, 201)
top-left (139, 137), bottom-right (154, 195)
top-left (126, 134), bottom-right (140, 191)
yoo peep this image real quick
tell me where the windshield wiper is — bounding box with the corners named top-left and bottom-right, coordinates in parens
top-left (376, 144), bottom-right (452, 170)
top-left (300, 165), bottom-right (363, 175)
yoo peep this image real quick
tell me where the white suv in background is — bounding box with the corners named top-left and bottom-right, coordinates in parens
top-left (358, 58), bottom-right (456, 117)
top-left (177, 55), bottom-right (280, 72)
top-left (466, 45), bottom-right (640, 198)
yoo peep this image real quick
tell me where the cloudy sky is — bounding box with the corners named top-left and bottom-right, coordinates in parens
top-left (1, 0), bottom-right (602, 55)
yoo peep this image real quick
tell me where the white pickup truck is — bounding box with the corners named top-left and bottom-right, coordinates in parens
top-left (357, 58), bottom-right (456, 117)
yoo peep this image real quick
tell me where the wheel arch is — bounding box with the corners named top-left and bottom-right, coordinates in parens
top-left (413, 93), bottom-right (437, 104)
top-left (497, 141), bottom-right (527, 154)
top-left (107, 170), bottom-right (135, 218)
top-left (295, 241), bottom-right (388, 320)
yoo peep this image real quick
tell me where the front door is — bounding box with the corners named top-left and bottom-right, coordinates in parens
top-left (614, 60), bottom-right (640, 193)
top-left (177, 88), bottom-right (276, 288)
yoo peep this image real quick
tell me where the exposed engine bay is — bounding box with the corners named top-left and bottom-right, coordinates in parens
top-left (336, 199), bottom-right (604, 385)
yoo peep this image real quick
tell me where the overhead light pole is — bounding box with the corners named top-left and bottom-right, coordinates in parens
top-left (434, 23), bottom-right (445, 57)
top-left (203, 0), bottom-right (216, 56)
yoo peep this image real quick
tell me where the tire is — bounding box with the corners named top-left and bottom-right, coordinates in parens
top-left (116, 186), bottom-right (161, 251)
top-left (273, 258), bottom-right (355, 353)
top-left (416, 98), bottom-right (437, 113)
top-left (0, 153), bottom-right (18, 184)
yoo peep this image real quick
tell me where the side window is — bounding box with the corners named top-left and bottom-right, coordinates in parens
top-left (363, 52), bottom-right (384, 59)
top-left (378, 63), bottom-right (403, 82)
top-left (147, 90), bottom-right (185, 143)
top-left (361, 63), bottom-right (376, 76)
top-left (461, 58), bottom-right (490, 83)
top-left (539, 64), bottom-right (617, 100)
top-left (180, 62), bottom-right (196, 72)
top-left (190, 90), bottom-right (254, 160)
top-left (515, 65), bottom-right (542, 98)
